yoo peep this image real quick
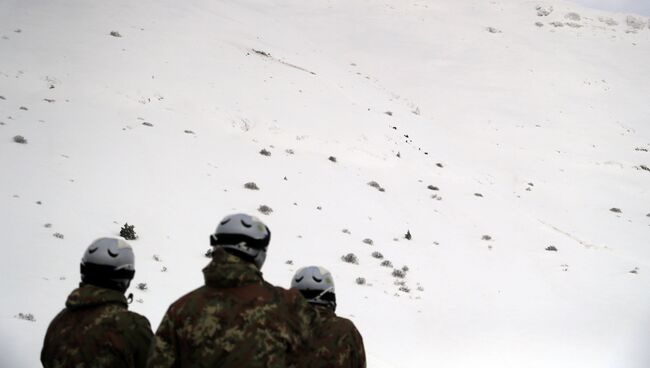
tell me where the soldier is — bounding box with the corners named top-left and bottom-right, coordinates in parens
top-left (291, 266), bottom-right (366, 368)
top-left (41, 237), bottom-right (153, 368)
top-left (147, 213), bottom-right (317, 368)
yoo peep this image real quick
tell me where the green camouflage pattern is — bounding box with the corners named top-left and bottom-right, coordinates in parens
top-left (309, 305), bottom-right (366, 368)
top-left (147, 247), bottom-right (317, 368)
top-left (41, 284), bottom-right (153, 368)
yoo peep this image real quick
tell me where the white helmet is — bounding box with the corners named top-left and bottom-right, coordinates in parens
top-left (210, 213), bottom-right (271, 269)
top-left (291, 266), bottom-right (337, 311)
top-left (80, 237), bottom-right (135, 292)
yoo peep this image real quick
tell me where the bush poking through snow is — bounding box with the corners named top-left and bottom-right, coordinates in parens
top-left (404, 230), bottom-right (412, 240)
top-left (367, 181), bottom-right (385, 192)
top-left (626, 16), bottom-right (646, 31)
top-left (399, 285), bottom-right (410, 293)
top-left (285, 260), bottom-right (293, 265)
top-left (355, 277), bottom-right (366, 285)
top-left (610, 208), bottom-right (622, 213)
top-left (630, 267), bottom-right (639, 274)
top-left (481, 235), bottom-right (492, 241)
top-left (13, 135), bottom-right (27, 144)
top-left (204, 248), bottom-right (213, 258)
top-left (258, 205), bottom-right (273, 215)
top-left (53, 232), bottom-right (64, 239)
top-left (342, 228), bottom-right (351, 234)
top-left (136, 283), bottom-right (148, 291)
top-left (16, 313), bottom-right (35, 322)
top-left (598, 17), bottom-right (618, 26)
top-left (565, 12), bottom-right (581, 21)
top-left (427, 185), bottom-right (439, 191)
top-left (328, 156), bottom-right (337, 163)
top-left (535, 22), bottom-right (544, 27)
top-left (109, 31), bottom-right (122, 37)
top-left (341, 253), bottom-right (359, 264)
top-left (381, 260), bottom-right (393, 268)
top-left (371, 251), bottom-right (384, 259)
top-left (535, 5), bottom-right (553, 16)
top-left (486, 27), bottom-right (502, 33)
top-left (259, 148), bottom-right (271, 156)
top-left (401, 265), bottom-right (410, 272)
top-left (392, 269), bottom-right (406, 278)
top-left (545, 245), bottom-right (558, 252)
top-left (152, 254), bottom-right (161, 262)
top-left (244, 182), bottom-right (260, 190)
top-left (120, 223), bottom-right (137, 240)
top-left (362, 238), bottom-right (374, 246)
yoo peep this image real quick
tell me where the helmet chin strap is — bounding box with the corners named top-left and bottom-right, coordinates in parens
top-left (311, 287), bottom-right (336, 311)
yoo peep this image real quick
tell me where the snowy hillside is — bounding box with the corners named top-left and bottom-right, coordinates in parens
top-left (1, 0), bottom-right (649, 366)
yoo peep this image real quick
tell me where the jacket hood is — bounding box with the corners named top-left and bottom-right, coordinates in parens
top-left (203, 247), bottom-right (264, 288)
top-left (65, 283), bottom-right (127, 310)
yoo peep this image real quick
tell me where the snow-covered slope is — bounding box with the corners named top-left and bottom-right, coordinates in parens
top-left (1, 0), bottom-right (649, 367)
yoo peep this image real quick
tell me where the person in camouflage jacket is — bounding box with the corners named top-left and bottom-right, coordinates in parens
top-left (309, 305), bottom-right (366, 368)
top-left (41, 238), bottom-right (153, 368)
top-left (291, 266), bottom-right (366, 367)
top-left (147, 213), bottom-right (318, 368)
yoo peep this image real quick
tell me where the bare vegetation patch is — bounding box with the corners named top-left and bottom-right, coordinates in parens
top-left (392, 269), bottom-right (406, 278)
top-left (244, 182), bottom-right (260, 190)
top-left (598, 17), bottom-right (618, 26)
top-left (13, 135), bottom-right (27, 144)
top-left (565, 12), bottom-right (581, 21)
top-left (120, 223), bottom-right (137, 240)
top-left (404, 230), bottom-right (412, 240)
top-left (341, 253), bottom-right (359, 264)
top-left (535, 5), bottom-right (553, 17)
top-left (258, 205), bottom-right (273, 215)
top-left (16, 313), bottom-right (35, 322)
top-left (259, 148), bottom-right (271, 156)
top-left (367, 181), bottom-right (386, 192)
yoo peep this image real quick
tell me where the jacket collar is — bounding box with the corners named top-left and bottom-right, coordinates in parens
top-left (203, 247), bottom-right (264, 288)
top-left (65, 283), bottom-right (127, 310)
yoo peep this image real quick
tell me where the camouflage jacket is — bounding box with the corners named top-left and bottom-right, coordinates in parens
top-left (41, 284), bottom-right (153, 368)
top-left (309, 305), bottom-right (366, 368)
top-left (147, 248), bottom-right (317, 368)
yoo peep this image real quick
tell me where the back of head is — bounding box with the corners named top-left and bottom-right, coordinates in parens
top-left (210, 213), bottom-right (271, 269)
top-left (80, 237), bottom-right (135, 293)
top-left (291, 266), bottom-right (337, 311)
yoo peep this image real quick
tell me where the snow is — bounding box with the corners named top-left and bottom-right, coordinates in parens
top-left (1, 0), bottom-right (649, 367)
